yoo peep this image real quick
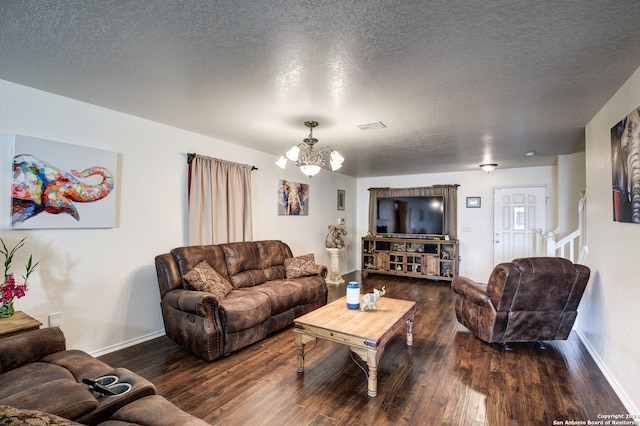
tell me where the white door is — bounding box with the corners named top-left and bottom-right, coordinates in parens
top-left (493, 186), bottom-right (548, 265)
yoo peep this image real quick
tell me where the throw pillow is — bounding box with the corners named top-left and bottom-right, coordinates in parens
top-left (182, 261), bottom-right (233, 302)
top-left (284, 254), bottom-right (318, 278)
top-left (0, 404), bottom-right (80, 425)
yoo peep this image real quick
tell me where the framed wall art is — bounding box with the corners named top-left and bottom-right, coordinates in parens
top-left (611, 105), bottom-right (640, 223)
top-left (277, 180), bottom-right (308, 215)
top-left (466, 197), bottom-right (481, 208)
top-left (11, 135), bottom-right (118, 229)
top-left (337, 189), bottom-right (345, 210)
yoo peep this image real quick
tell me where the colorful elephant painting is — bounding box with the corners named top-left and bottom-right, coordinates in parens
top-left (12, 154), bottom-right (115, 224)
top-left (278, 180), bottom-right (308, 216)
top-left (612, 106), bottom-right (640, 223)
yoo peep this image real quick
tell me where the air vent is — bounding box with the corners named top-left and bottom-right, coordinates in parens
top-left (357, 121), bottom-right (387, 131)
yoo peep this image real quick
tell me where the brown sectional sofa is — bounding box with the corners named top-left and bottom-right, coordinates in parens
top-left (0, 327), bottom-right (208, 425)
top-left (155, 240), bottom-right (328, 361)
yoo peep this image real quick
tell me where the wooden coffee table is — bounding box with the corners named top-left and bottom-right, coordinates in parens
top-left (294, 296), bottom-right (415, 397)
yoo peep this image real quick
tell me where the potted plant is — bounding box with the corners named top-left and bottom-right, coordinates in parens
top-left (1, 237), bottom-right (39, 318)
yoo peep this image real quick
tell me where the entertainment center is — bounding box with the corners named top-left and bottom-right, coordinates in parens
top-left (362, 236), bottom-right (459, 282)
top-left (365, 186), bottom-right (459, 281)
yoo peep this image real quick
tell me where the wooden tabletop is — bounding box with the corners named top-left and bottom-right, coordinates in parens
top-left (0, 311), bottom-right (42, 338)
top-left (295, 296), bottom-right (415, 343)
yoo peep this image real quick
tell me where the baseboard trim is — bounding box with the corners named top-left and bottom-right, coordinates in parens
top-left (575, 329), bottom-right (639, 417)
top-left (89, 330), bottom-right (166, 358)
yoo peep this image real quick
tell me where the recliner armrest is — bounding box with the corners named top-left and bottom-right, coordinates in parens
top-left (0, 327), bottom-right (66, 373)
top-left (162, 289), bottom-right (220, 317)
top-left (316, 264), bottom-right (328, 278)
top-left (451, 277), bottom-right (490, 306)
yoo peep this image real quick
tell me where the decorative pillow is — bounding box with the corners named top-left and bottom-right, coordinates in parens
top-left (284, 254), bottom-right (318, 278)
top-left (0, 404), bottom-right (80, 425)
top-left (182, 261), bottom-right (233, 302)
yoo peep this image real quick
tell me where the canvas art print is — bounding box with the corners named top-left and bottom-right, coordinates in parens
top-left (11, 135), bottom-right (118, 229)
top-left (611, 105), bottom-right (640, 224)
top-left (278, 180), bottom-right (308, 215)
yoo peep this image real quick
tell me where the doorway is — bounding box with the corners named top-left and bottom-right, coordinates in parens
top-left (493, 186), bottom-right (548, 265)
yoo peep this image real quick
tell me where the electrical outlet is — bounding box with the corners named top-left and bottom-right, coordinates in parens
top-left (49, 312), bottom-right (63, 327)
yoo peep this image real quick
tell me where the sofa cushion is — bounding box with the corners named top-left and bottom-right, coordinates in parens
top-left (0, 404), bottom-right (81, 425)
top-left (228, 269), bottom-right (268, 289)
top-left (242, 281), bottom-right (304, 315)
top-left (0, 379), bottom-right (98, 420)
top-left (289, 276), bottom-right (328, 304)
top-left (218, 291), bottom-right (271, 333)
top-left (41, 350), bottom-right (116, 384)
top-left (257, 241), bottom-right (292, 281)
top-left (255, 240), bottom-right (292, 269)
top-left (221, 243), bottom-right (267, 288)
top-left (262, 264), bottom-right (286, 281)
top-left (100, 395), bottom-right (210, 426)
top-left (284, 254), bottom-right (318, 278)
top-left (0, 362), bottom-right (76, 399)
top-left (182, 260), bottom-right (233, 302)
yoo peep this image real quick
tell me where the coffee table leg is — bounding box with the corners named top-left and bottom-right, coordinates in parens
top-left (406, 319), bottom-right (413, 346)
top-left (367, 360), bottom-right (378, 397)
top-left (295, 332), bottom-right (305, 373)
top-left (351, 347), bottom-right (379, 397)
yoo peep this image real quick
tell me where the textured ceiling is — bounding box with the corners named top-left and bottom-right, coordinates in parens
top-left (2, 1), bottom-right (640, 177)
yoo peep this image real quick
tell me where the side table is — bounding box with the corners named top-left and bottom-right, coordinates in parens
top-left (0, 311), bottom-right (42, 339)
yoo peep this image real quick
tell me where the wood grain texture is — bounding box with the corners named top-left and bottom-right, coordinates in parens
top-left (295, 296), bottom-right (414, 344)
top-left (98, 272), bottom-right (627, 425)
top-left (0, 311), bottom-right (42, 338)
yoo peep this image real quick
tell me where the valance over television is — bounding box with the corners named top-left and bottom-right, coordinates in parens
top-left (368, 185), bottom-right (458, 240)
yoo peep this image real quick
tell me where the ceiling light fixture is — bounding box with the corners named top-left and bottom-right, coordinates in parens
top-left (480, 163), bottom-right (498, 173)
top-left (275, 121), bottom-right (344, 178)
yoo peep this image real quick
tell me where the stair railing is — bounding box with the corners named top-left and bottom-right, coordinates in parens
top-left (539, 191), bottom-right (588, 263)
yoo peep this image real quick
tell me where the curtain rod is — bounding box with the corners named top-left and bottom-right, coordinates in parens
top-left (368, 184), bottom-right (460, 190)
top-left (187, 153), bottom-right (258, 170)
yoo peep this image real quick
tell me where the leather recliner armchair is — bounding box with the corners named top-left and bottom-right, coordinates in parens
top-left (451, 257), bottom-right (590, 348)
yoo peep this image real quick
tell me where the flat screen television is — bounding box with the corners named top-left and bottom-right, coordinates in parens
top-left (376, 196), bottom-right (445, 238)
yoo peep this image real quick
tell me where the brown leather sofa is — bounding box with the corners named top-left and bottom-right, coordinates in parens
top-left (155, 240), bottom-right (328, 361)
top-left (0, 327), bottom-right (208, 425)
top-left (451, 257), bottom-right (590, 348)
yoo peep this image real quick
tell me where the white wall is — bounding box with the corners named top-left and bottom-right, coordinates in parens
top-left (356, 166), bottom-right (557, 281)
top-left (0, 79), bottom-right (356, 355)
top-left (557, 151), bottom-right (587, 237)
top-left (583, 66), bottom-right (640, 414)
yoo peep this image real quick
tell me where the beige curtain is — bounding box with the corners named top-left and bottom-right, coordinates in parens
top-left (368, 185), bottom-right (459, 239)
top-left (188, 155), bottom-right (253, 245)
top-left (368, 187), bottom-right (390, 236)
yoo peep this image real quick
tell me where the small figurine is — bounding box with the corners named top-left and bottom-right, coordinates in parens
top-left (441, 249), bottom-right (451, 260)
top-left (442, 267), bottom-right (452, 277)
top-left (361, 286), bottom-right (386, 311)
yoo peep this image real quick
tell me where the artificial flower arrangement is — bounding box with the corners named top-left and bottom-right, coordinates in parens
top-left (1, 237), bottom-right (39, 318)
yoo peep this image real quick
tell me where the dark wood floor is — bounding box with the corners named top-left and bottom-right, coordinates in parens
top-left (99, 272), bottom-right (626, 425)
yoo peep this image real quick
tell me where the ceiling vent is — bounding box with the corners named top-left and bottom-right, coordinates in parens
top-left (357, 121), bottom-right (387, 131)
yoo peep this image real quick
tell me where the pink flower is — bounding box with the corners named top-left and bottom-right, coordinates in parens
top-left (1, 237), bottom-right (38, 306)
top-left (1, 272), bottom-right (29, 304)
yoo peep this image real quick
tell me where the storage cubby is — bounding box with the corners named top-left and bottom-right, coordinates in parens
top-left (361, 236), bottom-right (459, 282)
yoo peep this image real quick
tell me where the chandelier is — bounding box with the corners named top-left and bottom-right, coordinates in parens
top-left (275, 121), bottom-right (344, 178)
